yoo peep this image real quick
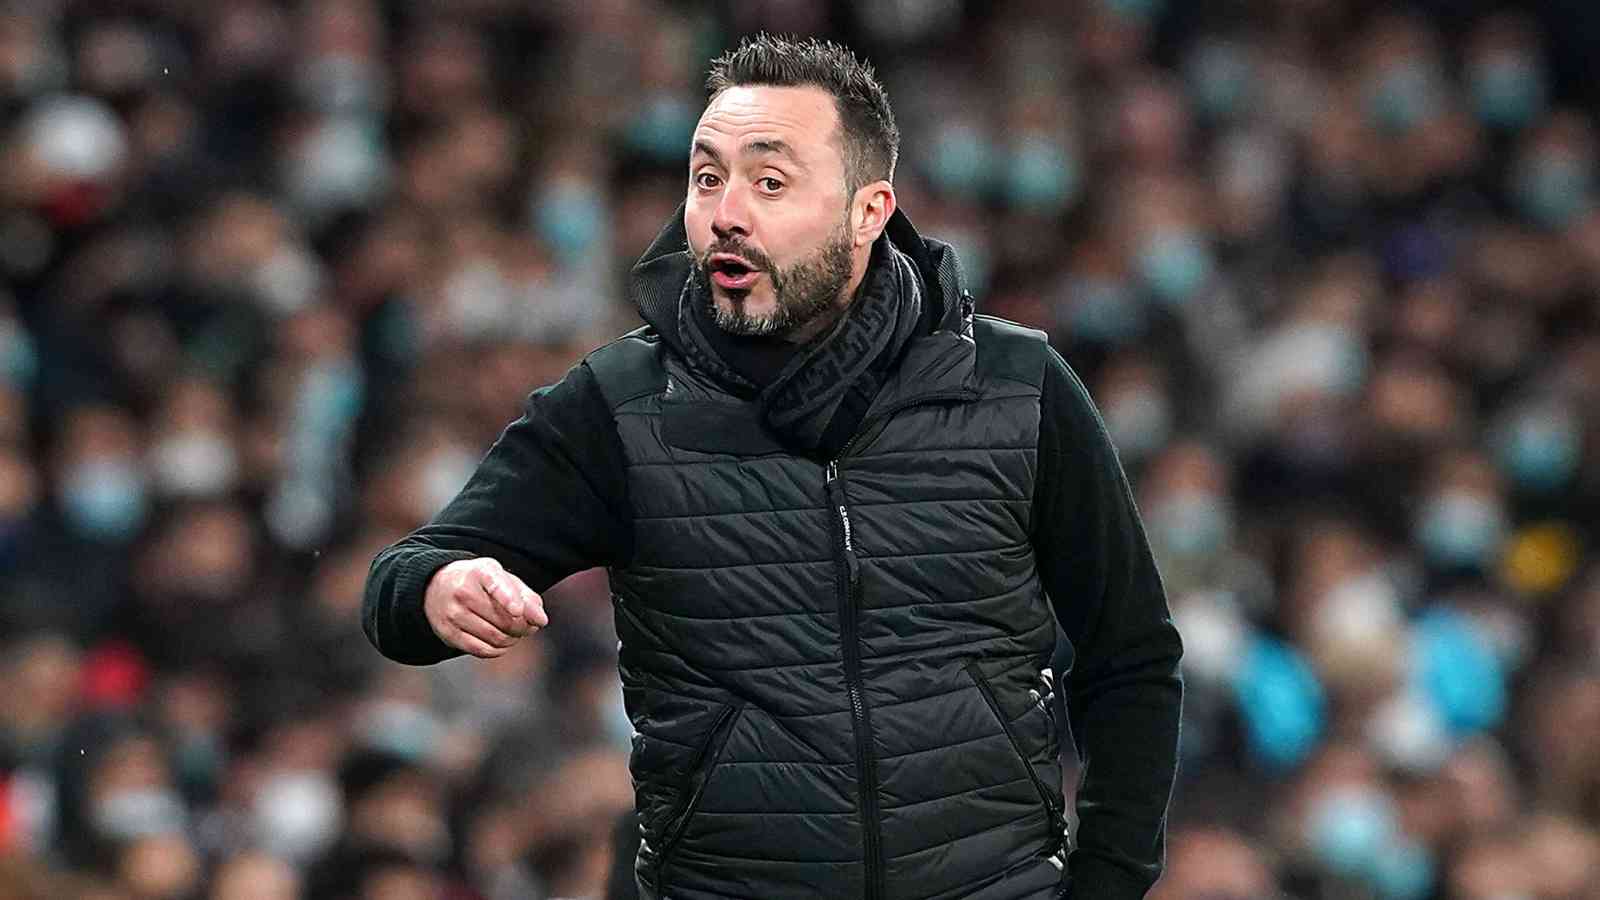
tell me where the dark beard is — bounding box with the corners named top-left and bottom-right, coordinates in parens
top-left (697, 219), bottom-right (855, 338)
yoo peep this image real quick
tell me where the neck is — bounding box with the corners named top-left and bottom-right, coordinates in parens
top-left (784, 297), bottom-right (848, 344)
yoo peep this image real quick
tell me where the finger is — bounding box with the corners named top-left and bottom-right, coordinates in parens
top-left (453, 611), bottom-right (518, 650)
top-left (496, 576), bottom-right (524, 620)
top-left (520, 586), bottom-right (549, 628)
top-left (452, 629), bottom-right (509, 659)
top-left (498, 600), bottom-right (533, 639)
top-left (459, 582), bottom-right (519, 633)
top-left (479, 569), bottom-right (524, 621)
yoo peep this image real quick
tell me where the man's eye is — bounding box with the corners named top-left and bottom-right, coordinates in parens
top-left (759, 177), bottom-right (784, 193)
top-left (695, 173), bottom-right (721, 189)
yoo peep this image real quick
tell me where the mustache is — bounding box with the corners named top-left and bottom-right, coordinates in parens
top-left (699, 241), bottom-right (774, 272)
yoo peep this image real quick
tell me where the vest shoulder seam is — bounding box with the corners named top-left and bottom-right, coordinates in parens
top-left (972, 315), bottom-right (1050, 392)
top-left (984, 372), bottom-right (1049, 391)
top-left (585, 328), bottom-right (667, 410)
top-left (972, 313), bottom-right (1048, 338)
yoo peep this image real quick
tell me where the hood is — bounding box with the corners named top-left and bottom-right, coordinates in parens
top-left (627, 201), bottom-right (977, 354)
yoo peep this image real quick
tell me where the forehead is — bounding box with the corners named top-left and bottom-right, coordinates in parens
top-left (694, 85), bottom-right (840, 161)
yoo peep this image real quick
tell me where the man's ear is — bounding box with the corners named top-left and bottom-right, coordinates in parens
top-left (851, 181), bottom-right (896, 249)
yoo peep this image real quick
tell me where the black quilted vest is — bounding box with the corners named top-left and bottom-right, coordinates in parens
top-left (588, 312), bottom-right (1069, 900)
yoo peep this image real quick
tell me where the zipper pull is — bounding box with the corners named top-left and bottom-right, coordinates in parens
top-left (826, 460), bottom-right (838, 484)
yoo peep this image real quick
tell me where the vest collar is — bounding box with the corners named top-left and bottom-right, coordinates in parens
top-left (864, 327), bottom-right (980, 423)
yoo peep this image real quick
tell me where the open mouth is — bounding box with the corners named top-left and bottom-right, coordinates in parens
top-left (709, 253), bottom-right (763, 291)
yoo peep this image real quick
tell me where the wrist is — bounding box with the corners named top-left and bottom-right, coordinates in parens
top-left (396, 549), bottom-right (476, 655)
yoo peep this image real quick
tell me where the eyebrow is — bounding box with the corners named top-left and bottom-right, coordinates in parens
top-left (692, 138), bottom-right (807, 171)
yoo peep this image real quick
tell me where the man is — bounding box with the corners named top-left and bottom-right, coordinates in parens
top-left (364, 34), bottom-right (1182, 900)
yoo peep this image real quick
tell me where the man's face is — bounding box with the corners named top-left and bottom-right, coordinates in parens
top-left (685, 85), bottom-right (857, 338)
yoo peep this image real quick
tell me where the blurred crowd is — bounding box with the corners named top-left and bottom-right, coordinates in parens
top-left (0, 0), bottom-right (1598, 898)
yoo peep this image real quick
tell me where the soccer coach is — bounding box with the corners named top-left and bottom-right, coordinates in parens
top-left (363, 34), bottom-right (1182, 900)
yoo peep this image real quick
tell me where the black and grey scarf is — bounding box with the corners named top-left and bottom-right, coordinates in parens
top-left (676, 236), bottom-right (927, 456)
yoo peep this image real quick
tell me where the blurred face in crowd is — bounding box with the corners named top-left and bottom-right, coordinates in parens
top-left (359, 863), bottom-right (442, 900)
top-left (1445, 818), bottom-right (1600, 900)
top-left (117, 834), bottom-right (200, 900)
top-left (53, 405), bottom-right (147, 542)
top-left (147, 377), bottom-right (238, 500)
top-left (1149, 827), bottom-right (1276, 900)
top-left (209, 853), bottom-right (299, 900)
top-left (1524, 816), bottom-right (1600, 897)
top-left (1395, 738), bottom-right (1519, 850)
top-left (1449, 834), bottom-right (1536, 899)
top-left (0, 445), bottom-right (40, 551)
top-left (1522, 667), bottom-right (1600, 811)
top-left (686, 85), bottom-right (893, 339)
top-left (346, 766), bottom-right (450, 861)
top-left (1139, 439), bottom-right (1233, 565)
top-left (88, 732), bottom-right (172, 806)
top-left (1095, 354), bottom-right (1172, 464)
top-left (1, 633), bottom-right (80, 743)
top-left (1414, 449), bottom-right (1508, 575)
top-left (1511, 112), bottom-right (1596, 231)
top-left (136, 503), bottom-right (256, 609)
top-left (1442, 741), bottom-right (1519, 837)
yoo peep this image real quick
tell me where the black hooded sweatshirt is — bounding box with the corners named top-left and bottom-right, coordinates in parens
top-left (363, 206), bottom-right (1182, 900)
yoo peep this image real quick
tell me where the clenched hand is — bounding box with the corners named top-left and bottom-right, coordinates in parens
top-left (423, 558), bottom-right (548, 658)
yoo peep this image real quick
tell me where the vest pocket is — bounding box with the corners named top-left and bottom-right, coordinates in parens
top-left (965, 661), bottom-right (1065, 845)
top-left (656, 701), bottom-right (745, 874)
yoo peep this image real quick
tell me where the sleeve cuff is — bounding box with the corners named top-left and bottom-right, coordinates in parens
top-left (388, 548), bottom-right (477, 665)
top-left (1066, 854), bottom-right (1158, 900)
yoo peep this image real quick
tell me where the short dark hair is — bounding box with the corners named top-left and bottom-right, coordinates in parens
top-left (704, 33), bottom-right (899, 195)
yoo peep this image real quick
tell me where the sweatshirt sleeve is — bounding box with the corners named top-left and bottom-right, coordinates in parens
top-left (1032, 346), bottom-right (1183, 900)
top-left (363, 359), bottom-right (633, 665)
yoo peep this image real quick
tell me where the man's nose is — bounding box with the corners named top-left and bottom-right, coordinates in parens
top-left (711, 183), bottom-right (751, 241)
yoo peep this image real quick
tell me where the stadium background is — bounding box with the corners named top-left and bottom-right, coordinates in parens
top-left (1, 0), bottom-right (1599, 897)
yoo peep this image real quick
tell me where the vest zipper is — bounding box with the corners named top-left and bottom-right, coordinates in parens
top-left (826, 459), bottom-right (880, 900)
top-left (824, 387), bottom-right (975, 900)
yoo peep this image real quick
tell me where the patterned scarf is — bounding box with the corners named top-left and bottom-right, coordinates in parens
top-left (677, 237), bottom-right (926, 455)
